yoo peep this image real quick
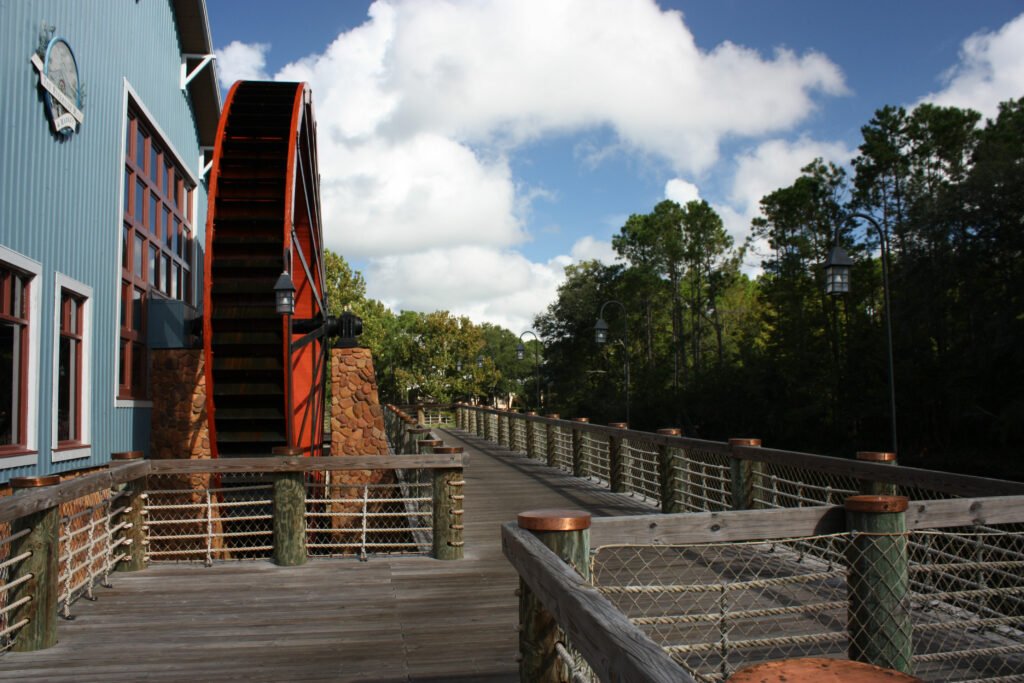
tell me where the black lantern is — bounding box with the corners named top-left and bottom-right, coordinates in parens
top-left (823, 246), bottom-right (852, 296)
top-left (594, 317), bottom-right (609, 344)
top-left (274, 270), bottom-right (296, 315)
top-left (456, 360), bottom-right (463, 372)
top-left (516, 342), bottom-right (525, 361)
top-left (477, 354), bottom-right (484, 368)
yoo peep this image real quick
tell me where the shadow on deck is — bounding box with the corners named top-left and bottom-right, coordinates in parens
top-left (1, 429), bottom-right (655, 682)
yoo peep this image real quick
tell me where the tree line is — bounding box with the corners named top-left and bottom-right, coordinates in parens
top-left (331, 97), bottom-right (1024, 479)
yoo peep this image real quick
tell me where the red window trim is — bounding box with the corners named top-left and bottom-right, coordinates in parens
top-left (1, 265), bottom-right (31, 449)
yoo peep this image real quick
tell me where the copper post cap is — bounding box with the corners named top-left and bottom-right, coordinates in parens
top-left (545, 414), bottom-right (560, 419)
top-left (408, 427), bottom-right (431, 434)
top-left (271, 446), bottom-right (303, 456)
top-left (518, 509), bottom-right (592, 531)
top-left (433, 446), bottom-right (463, 454)
top-left (111, 450), bottom-right (144, 460)
top-left (857, 451), bottom-right (897, 462)
top-left (525, 411), bottom-right (537, 415)
top-left (845, 495), bottom-right (909, 513)
top-left (727, 657), bottom-right (923, 682)
top-left (609, 422), bottom-right (628, 429)
top-left (11, 475), bottom-right (61, 488)
top-left (418, 439), bottom-right (443, 448)
top-left (571, 417), bottom-right (589, 423)
top-left (658, 428), bottom-right (681, 435)
top-left (729, 438), bottom-right (762, 447)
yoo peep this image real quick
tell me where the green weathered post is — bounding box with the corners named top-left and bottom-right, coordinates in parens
top-left (608, 422), bottom-right (628, 492)
top-left (271, 447), bottom-right (306, 567)
top-left (545, 415), bottom-right (560, 468)
top-left (516, 509), bottom-right (592, 683)
top-left (845, 495), bottom-right (913, 674)
top-left (498, 409), bottom-right (508, 447)
top-left (112, 451), bottom-right (147, 572)
top-left (525, 412), bottom-right (537, 460)
top-left (476, 407), bottom-right (486, 439)
top-left (9, 476), bottom-right (61, 651)
top-left (656, 428), bottom-right (684, 513)
top-left (729, 438), bottom-right (763, 510)
top-left (571, 418), bottom-right (589, 478)
top-left (416, 403), bottom-right (426, 426)
top-left (484, 408), bottom-right (495, 442)
top-left (858, 451), bottom-right (898, 496)
top-left (432, 446), bottom-right (465, 560)
top-left (408, 427), bottom-right (431, 456)
top-left (508, 410), bottom-right (520, 453)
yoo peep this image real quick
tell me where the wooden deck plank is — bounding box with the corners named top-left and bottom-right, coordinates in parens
top-left (0, 428), bottom-right (655, 681)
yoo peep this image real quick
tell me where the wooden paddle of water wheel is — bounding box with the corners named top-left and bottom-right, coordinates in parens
top-left (203, 81), bottom-right (329, 459)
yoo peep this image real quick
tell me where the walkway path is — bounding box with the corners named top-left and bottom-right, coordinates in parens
top-left (2, 429), bottom-right (655, 682)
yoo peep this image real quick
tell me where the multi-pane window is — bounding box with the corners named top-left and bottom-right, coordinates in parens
top-left (121, 108), bottom-right (195, 399)
top-left (1, 264), bottom-right (32, 450)
top-left (58, 290), bottom-right (85, 444)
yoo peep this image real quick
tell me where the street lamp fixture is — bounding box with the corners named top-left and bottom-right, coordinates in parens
top-left (518, 330), bottom-right (542, 409)
top-left (477, 354), bottom-right (484, 368)
top-left (828, 212), bottom-right (898, 454)
top-left (594, 300), bottom-right (630, 426)
top-left (274, 270), bottom-right (296, 315)
top-left (456, 360), bottom-right (463, 372)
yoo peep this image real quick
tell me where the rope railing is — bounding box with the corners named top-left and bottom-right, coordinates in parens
top-left (0, 525), bottom-right (32, 652)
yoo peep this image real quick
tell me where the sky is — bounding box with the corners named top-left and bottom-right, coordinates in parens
top-left (205, 0), bottom-right (1024, 333)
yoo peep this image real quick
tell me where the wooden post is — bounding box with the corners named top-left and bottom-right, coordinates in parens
top-left (417, 439), bottom-right (443, 454)
top-left (432, 446), bottom-right (464, 560)
top-left (9, 475), bottom-right (61, 651)
top-left (729, 438), bottom-right (763, 511)
top-left (858, 452), bottom-right (898, 496)
top-left (571, 418), bottom-right (589, 478)
top-left (408, 427), bottom-right (431, 456)
top-left (416, 403), bottom-right (425, 425)
top-left (112, 451), bottom-right (147, 572)
top-left (508, 410), bottom-right (519, 453)
top-left (498, 409), bottom-right (508, 448)
top-left (656, 429), bottom-right (684, 513)
top-left (271, 447), bottom-right (306, 567)
top-left (525, 412), bottom-right (537, 460)
top-left (545, 415), bottom-right (560, 468)
top-left (845, 495), bottom-right (912, 674)
top-left (484, 409), bottom-right (495, 443)
top-left (476, 408), bottom-right (485, 439)
top-left (609, 423), bottom-right (628, 493)
top-left (404, 418), bottom-right (419, 453)
top-left (516, 509), bottom-right (592, 683)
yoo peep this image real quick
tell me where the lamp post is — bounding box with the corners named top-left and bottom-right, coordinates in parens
top-left (274, 268), bottom-right (296, 447)
top-left (517, 331), bottom-right (542, 410)
top-left (594, 300), bottom-right (630, 426)
top-left (827, 212), bottom-right (898, 454)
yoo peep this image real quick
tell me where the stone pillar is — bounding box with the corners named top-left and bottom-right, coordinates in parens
top-left (149, 349), bottom-right (210, 460)
top-left (330, 347), bottom-right (389, 457)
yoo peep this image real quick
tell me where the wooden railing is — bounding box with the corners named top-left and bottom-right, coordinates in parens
top-left (0, 447), bottom-right (464, 652)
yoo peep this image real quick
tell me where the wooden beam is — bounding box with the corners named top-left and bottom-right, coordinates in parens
top-left (502, 522), bottom-right (693, 683)
top-left (0, 461), bottom-right (150, 524)
top-left (903, 495), bottom-right (1024, 529)
top-left (147, 454), bottom-right (467, 474)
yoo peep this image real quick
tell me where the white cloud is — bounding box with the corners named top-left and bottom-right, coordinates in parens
top-left (919, 13), bottom-right (1024, 119)
top-left (215, 40), bottom-right (270, 90)
top-left (664, 178), bottom-right (701, 205)
top-left (216, 0), bottom-right (849, 329)
top-left (570, 236), bottom-right (617, 265)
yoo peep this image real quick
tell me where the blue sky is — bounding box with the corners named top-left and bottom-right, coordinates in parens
top-left (206, 0), bottom-right (1024, 332)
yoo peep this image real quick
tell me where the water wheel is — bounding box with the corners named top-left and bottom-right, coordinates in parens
top-left (203, 81), bottom-right (327, 459)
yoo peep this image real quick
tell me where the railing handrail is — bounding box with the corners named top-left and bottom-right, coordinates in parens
top-left (501, 521), bottom-right (694, 683)
top-left (588, 494), bottom-right (1024, 546)
top-left (0, 454), bottom-right (464, 525)
top-left (454, 403), bottom-right (1024, 497)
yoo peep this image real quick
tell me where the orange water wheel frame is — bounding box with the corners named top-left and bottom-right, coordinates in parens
top-left (203, 81), bottom-right (334, 464)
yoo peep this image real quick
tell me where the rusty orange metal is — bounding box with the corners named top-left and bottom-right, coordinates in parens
top-left (517, 509), bottom-right (592, 532)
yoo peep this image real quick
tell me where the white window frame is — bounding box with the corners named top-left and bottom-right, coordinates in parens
top-left (115, 81), bottom-right (199, 409)
top-left (51, 272), bottom-right (92, 463)
top-left (0, 244), bottom-right (41, 471)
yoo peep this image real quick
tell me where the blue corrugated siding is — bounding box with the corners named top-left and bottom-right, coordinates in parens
top-left (0, 1), bottom-right (212, 480)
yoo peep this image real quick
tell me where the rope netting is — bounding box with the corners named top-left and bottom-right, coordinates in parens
top-left (549, 424), bottom-right (574, 472)
top-left (58, 489), bottom-right (132, 618)
top-left (676, 449), bottom-right (732, 512)
top-left (591, 526), bottom-right (1024, 682)
top-left (621, 437), bottom-right (661, 503)
top-left (0, 522), bottom-right (30, 651)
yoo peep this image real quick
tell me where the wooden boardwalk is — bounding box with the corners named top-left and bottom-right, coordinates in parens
top-left (1, 429), bottom-right (655, 682)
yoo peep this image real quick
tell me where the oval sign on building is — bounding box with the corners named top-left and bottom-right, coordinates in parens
top-left (30, 37), bottom-right (83, 136)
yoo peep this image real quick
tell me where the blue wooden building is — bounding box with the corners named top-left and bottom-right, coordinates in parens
top-left (0, 1), bottom-right (220, 481)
